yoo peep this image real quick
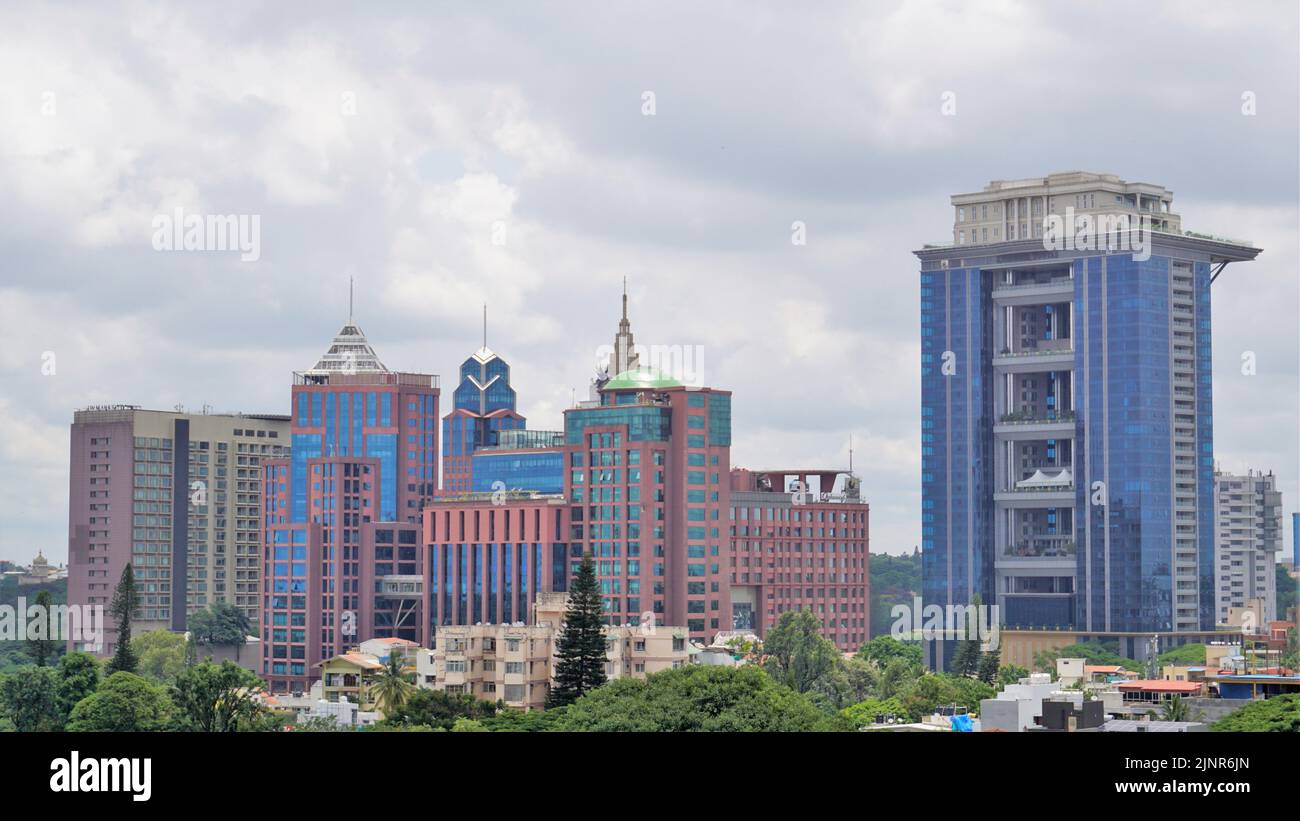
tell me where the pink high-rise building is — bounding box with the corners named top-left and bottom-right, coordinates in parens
top-left (728, 468), bottom-right (870, 651)
top-left (563, 370), bottom-right (733, 641)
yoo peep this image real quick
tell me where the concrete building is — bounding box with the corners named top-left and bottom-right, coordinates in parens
top-left (917, 172), bottom-right (1261, 670)
top-left (1213, 469), bottom-right (1283, 623)
top-left (423, 593), bottom-right (690, 710)
top-left (950, 171), bottom-right (1180, 247)
top-left (68, 405), bottom-right (289, 655)
top-left (260, 314), bottom-right (440, 693)
top-left (4, 552), bottom-right (68, 586)
top-left (728, 468), bottom-right (870, 651)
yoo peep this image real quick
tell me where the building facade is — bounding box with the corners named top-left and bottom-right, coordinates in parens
top-left (728, 468), bottom-right (870, 651)
top-left (563, 368), bottom-right (733, 642)
top-left (68, 406), bottom-right (289, 653)
top-left (1213, 469), bottom-right (1283, 623)
top-left (917, 172), bottom-right (1260, 669)
top-left (425, 592), bottom-right (689, 710)
top-left (260, 319), bottom-right (440, 693)
top-left (441, 344), bottom-right (526, 494)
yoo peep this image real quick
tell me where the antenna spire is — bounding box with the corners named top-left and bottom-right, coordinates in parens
top-left (483, 304), bottom-right (487, 349)
top-left (349, 277), bottom-right (354, 322)
top-left (622, 276), bottom-right (628, 321)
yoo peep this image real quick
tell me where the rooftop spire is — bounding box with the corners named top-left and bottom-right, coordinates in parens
top-left (349, 277), bottom-right (354, 323)
top-left (483, 303), bottom-right (487, 349)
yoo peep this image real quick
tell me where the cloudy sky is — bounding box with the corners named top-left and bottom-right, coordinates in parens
top-left (1, 0), bottom-right (1297, 564)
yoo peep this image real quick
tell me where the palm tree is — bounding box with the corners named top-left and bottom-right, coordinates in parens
top-left (368, 652), bottom-right (414, 716)
top-left (1160, 695), bottom-right (1197, 723)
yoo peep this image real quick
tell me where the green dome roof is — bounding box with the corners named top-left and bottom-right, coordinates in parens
top-left (604, 367), bottom-right (682, 390)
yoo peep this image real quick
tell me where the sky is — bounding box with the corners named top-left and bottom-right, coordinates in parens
top-left (0, 0), bottom-right (1297, 564)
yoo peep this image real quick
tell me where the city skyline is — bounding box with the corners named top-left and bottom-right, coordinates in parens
top-left (2, 2), bottom-right (1298, 569)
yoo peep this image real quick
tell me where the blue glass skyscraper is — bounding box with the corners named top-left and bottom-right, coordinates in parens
top-left (917, 173), bottom-right (1260, 668)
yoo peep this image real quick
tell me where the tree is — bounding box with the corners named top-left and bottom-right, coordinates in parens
top-left (451, 717), bottom-right (488, 732)
top-left (480, 706), bottom-right (566, 732)
top-left (762, 609), bottom-right (841, 695)
top-left (548, 553), bottom-right (608, 707)
top-left (841, 696), bottom-right (909, 728)
top-left (106, 564), bottom-right (139, 675)
top-left (0, 666), bottom-right (62, 731)
top-left (171, 660), bottom-right (270, 732)
top-left (877, 657), bottom-right (918, 700)
top-left (950, 639), bottom-right (981, 678)
top-left (1159, 695), bottom-right (1200, 723)
top-left (1157, 644), bottom-right (1207, 667)
top-left (556, 665), bottom-right (845, 732)
top-left (56, 652), bottom-right (100, 720)
top-left (26, 590), bottom-right (57, 667)
top-left (380, 688), bottom-right (498, 730)
top-left (998, 664), bottom-right (1029, 687)
top-left (368, 651), bottom-right (414, 716)
top-left (856, 635), bottom-right (923, 669)
top-left (1212, 694), bottom-right (1300, 732)
top-left (66, 671), bottom-right (173, 732)
top-left (133, 630), bottom-right (189, 682)
top-left (188, 601), bottom-right (254, 662)
top-left (976, 648), bottom-right (1001, 685)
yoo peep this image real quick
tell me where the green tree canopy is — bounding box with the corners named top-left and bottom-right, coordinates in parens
top-left (841, 696), bottom-right (909, 728)
top-left (66, 671), bottom-right (173, 732)
top-left (762, 609), bottom-right (842, 696)
top-left (188, 601), bottom-right (255, 646)
top-left (171, 660), bottom-right (270, 732)
top-left (1156, 644), bottom-right (1207, 667)
top-left (548, 553), bottom-right (608, 707)
top-left (56, 651), bottom-right (101, 720)
top-left (1212, 694), bottom-right (1300, 732)
top-left (0, 665), bottom-right (62, 731)
top-left (379, 687), bottom-right (498, 730)
top-left (133, 630), bottom-right (189, 683)
top-left (856, 635), bottom-right (923, 669)
top-left (557, 665), bottom-right (848, 732)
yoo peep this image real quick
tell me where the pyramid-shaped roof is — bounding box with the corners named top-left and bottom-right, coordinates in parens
top-left (304, 322), bottom-right (388, 376)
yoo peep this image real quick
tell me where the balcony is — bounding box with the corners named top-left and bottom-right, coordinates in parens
top-left (991, 278), bottom-right (1074, 305)
top-left (994, 410), bottom-right (1075, 439)
top-left (992, 344), bottom-right (1074, 373)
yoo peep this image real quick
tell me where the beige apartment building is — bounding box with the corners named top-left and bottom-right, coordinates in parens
top-left (421, 592), bottom-right (691, 710)
top-left (69, 406), bottom-right (290, 648)
top-left (950, 171), bottom-right (1181, 247)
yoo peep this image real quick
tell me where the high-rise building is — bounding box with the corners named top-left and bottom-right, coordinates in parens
top-left (1292, 512), bottom-right (1300, 569)
top-left (916, 172), bottom-right (1260, 668)
top-left (1213, 469), bottom-right (1282, 623)
top-left (728, 468), bottom-right (870, 651)
top-left (260, 315), bottom-right (440, 693)
top-left (68, 406), bottom-right (289, 653)
top-left (564, 367), bottom-right (733, 642)
top-left (441, 320), bottom-right (527, 493)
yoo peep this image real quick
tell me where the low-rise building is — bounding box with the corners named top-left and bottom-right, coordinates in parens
top-left (424, 591), bottom-right (691, 710)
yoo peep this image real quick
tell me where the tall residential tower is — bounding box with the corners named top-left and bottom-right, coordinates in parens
top-left (916, 172), bottom-right (1260, 667)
